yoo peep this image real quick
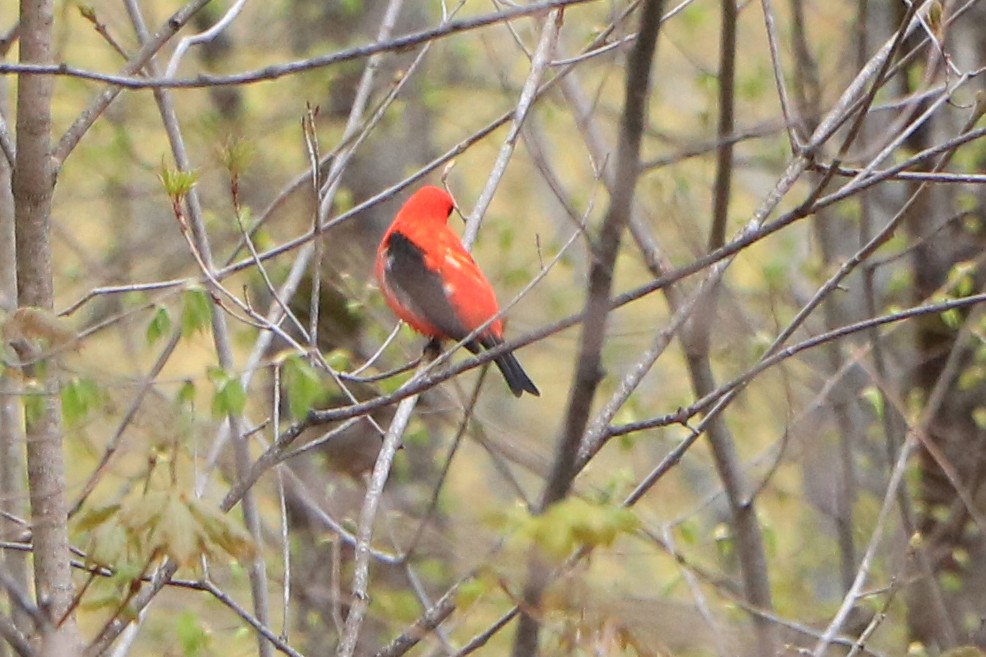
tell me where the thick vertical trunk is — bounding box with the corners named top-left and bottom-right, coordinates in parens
top-left (0, 72), bottom-right (30, 653)
top-left (14, 0), bottom-right (77, 653)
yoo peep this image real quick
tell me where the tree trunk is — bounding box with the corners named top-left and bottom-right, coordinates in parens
top-left (14, 0), bottom-right (78, 653)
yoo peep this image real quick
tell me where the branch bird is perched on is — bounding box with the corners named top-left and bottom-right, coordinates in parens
top-left (375, 186), bottom-right (540, 397)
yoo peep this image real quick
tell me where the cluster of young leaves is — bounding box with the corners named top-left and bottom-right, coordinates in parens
top-left (145, 287), bottom-right (212, 348)
top-left (73, 467), bottom-right (255, 581)
top-left (490, 497), bottom-right (640, 562)
top-left (148, 290), bottom-right (335, 423)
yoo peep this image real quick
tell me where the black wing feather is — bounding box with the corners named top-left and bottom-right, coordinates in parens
top-left (384, 232), bottom-right (471, 342)
top-left (385, 232), bottom-right (540, 397)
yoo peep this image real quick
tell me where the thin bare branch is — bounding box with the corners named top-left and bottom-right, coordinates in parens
top-left (462, 8), bottom-right (562, 247)
top-left (336, 362), bottom-right (427, 657)
top-left (164, 0), bottom-right (250, 77)
top-left (53, 0), bottom-right (212, 166)
top-left (8, 0), bottom-right (603, 92)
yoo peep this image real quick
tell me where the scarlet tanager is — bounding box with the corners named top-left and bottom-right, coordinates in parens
top-left (375, 186), bottom-right (540, 397)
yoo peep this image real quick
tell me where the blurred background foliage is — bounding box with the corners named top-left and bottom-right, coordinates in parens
top-left (3, 0), bottom-right (986, 656)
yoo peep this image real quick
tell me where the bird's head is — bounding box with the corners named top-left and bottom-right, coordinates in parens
top-left (397, 185), bottom-right (456, 226)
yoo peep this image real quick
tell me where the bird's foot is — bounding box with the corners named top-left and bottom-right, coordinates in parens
top-left (422, 338), bottom-right (443, 361)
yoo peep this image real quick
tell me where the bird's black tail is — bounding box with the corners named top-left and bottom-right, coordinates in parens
top-left (493, 351), bottom-right (540, 397)
top-left (469, 336), bottom-right (539, 397)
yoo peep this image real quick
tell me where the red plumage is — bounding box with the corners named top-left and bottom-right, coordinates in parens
top-left (375, 186), bottom-right (539, 397)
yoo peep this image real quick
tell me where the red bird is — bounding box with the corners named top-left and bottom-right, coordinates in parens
top-left (375, 186), bottom-right (540, 397)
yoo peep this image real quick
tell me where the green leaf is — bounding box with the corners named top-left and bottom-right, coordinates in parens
top-left (455, 577), bottom-right (490, 610)
top-left (177, 380), bottom-right (197, 407)
top-left (148, 496), bottom-right (200, 566)
top-left (940, 571), bottom-right (963, 593)
top-left (941, 307), bottom-right (962, 329)
top-left (175, 609), bottom-right (210, 657)
top-left (324, 348), bottom-right (350, 372)
top-left (74, 503), bottom-right (121, 532)
top-left (111, 562), bottom-right (145, 587)
top-left (282, 355), bottom-right (324, 419)
top-left (159, 165), bottom-right (198, 200)
top-left (958, 366), bottom-right (986, 391)
top-left (120, 490), bottom-right (168, 536)
top-left (61, 377), bottom-right (103, 427)
top-left (860, 385), bottom-right (884, 419)
top-left (146, 306), bottom-right (172, 346)
top-left (212, 376), bottom-right (246, 418)
top-left (714, 522), bottom-right (734, 560)
top-left (945, 261), bottom-right (977, 296)
top-left (973, 408), bottom-right (986, 429)
top-left (180, 287), bottom-right (212, 338)
top-left (220, 137), bottom-right (254, 178)
top-left (77, 5), bottom-right (97, 22)
top-left (761, 260), bottom-right (786, 288)
top-left (80, 586), bottom-right (129, 613)
top-left (85, 522), bottom-right (129, 569)
top-left (206, 365), bottom-right (227, 384)
top-left (340, 0), bottom-right (363, 16)
top-left (677, 519), bottom-right (698, 546)
top-left (186, 497), bottom-right (255, 561)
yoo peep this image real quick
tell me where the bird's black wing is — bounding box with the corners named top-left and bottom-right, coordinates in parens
top-left (383, 232), bottom-right (470, 342)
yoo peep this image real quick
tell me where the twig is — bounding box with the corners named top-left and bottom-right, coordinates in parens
top-left (662, 526), bottom-right (730, 657)
top-left (220, 417), bottom-right (361, 509)
top-left (456, 609), bottom-right (519, 656)
top-left (79, 6), bottom-right (132, 62)
top-left (200, 0), bottom-right (415, 484)
top-left (303, 105), bottom-right (323, 350)
top-left (206, 2), bottom-right (675, 292)
top-left (4, 0), bottom-right (603, 91)
top-left (0, 108), bottom-right (15, 167)
top-left (229, 157), bottom-right (309, 342)
top-left (371, 583), bottom-right (460, 657)
top-left (462, 7), bottom-right (563, 248)
top-left (164, 0), bottom-right (250, 77)
top-left (274, 364), bottom-right (291, 641)
top-left (59, 279), bottom-right (186, 317)
top-left (197, 238), bottom-right (311, 493)
top-left (759, 0), bottom-right (800, 150)
top-left (812, 161), bottom-right (986, 184)
top-left (811, 436), bottom-right (917, 657)
top-left (346, 324), bottom-right (403, 377)
top-left (336, 362), bottom-right (428, 657)
top-left (401, 365), bottom-right (490, 561)
top-left (200, 579), bottom-right (305, 657)
top-left (106, 606), bottom-right (147, 657)
top-left (68, 328), bottom-right (183, 517)
top-left (0, 611), bottom-right (32, 657)
top-left (0, 566), bottom-right (44, 629)
top-left (53, 0), bottom-right (213, 167)
top-left (275, 466), bottom-right (401, 564)
top-left (608, 290), bottom-right (986, 440)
